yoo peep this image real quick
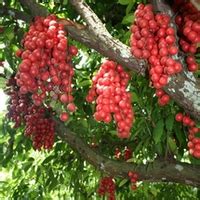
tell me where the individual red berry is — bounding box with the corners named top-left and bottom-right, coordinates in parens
top-left (60, 112), bottom-right (69, 121)
top-left (175, 113), bottom-right (183, 122)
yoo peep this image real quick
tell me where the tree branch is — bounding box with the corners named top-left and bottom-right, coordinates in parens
top-left (19, 0), bottom-right (48, 17)
top-left (55, 118), bottom-right (200, 187)
top-left (0, 6), bottom-right (32, 22)
top-left (15, 0), bottom-right (200, 121)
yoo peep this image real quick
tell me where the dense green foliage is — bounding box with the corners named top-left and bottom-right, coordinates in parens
top-left (0, 0), bottom-right (200, 199)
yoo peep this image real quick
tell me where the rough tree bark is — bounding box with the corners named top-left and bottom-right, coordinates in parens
top-left (1, 0), bottom-right (200, 187)
top-left (55, 118), bottom-right (200, 187)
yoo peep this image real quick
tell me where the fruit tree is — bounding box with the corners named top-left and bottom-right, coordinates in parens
top-left (0, 0), bottom-right (200, 199)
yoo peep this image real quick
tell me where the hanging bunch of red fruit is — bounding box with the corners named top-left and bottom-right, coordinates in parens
top-left (114, 146), bottom-right (132, 161)
top-left (128, 171), bottom-right (139, 191)
top-left (175, 112), bottom-right (200, 158)
top-left (15, 14), bottom-right (77, 121)
top-left (130, 3), bottom-right (183, 106)
top-left (24, 105), bottom-right (55, 150)
top-left (5, 76), bottom-right (55, 150)
top-left (86, 60), bottom-right (134, 138)
top-left (97, 176), bottom-right (116, 200)
top-left (173, 0), bottom-right (200, 72)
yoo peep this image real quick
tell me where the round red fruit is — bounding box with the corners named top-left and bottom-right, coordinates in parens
top-left (60, 112), bottom-right (69, 122)
top-left (175, 113), bottom-right (183, 122)
top-left (67, 103), bottom-right (76, 112)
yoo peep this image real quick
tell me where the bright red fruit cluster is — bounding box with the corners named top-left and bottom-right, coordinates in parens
top-left (128, 171), bottom-right (139, 190)
top-left (97, 176), bottom-right (116, 200)
top-left (175, 112), bottom-right (200, 158)
top-left (5, 76), bottom-right (30, 128)
top-left (86, 60), bottom-right (134, 138)
top-left (155, 88), bottom-right (170, 106)
top-left (24, 105), bottom-right (55, 150)
top-left (15, 15), bottom-right (77, 121)
top-left (174, 0), bottom-right (200, 72)
top-left (130, 4), bottom-right (182, 105)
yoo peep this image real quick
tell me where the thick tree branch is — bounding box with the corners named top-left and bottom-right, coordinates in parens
top-left (55, 119), bottom-right (200, 187)
top-left (19, 0), bottom-right (48, 17)
top-left (0, 6), bottom-right (32, 22)
top-left (14, 0), bottom-right (200, 121)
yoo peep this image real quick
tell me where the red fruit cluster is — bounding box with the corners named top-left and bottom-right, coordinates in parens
top-left (175, 112), bottom-right (200, 158)
top-left (124, 146), bottom-right (132, 160)
top-left (15, 15), bottom-right (77, 121)
top-left (114, 146), bottom-right (132, 161)
top-left (188, 127), bottom-right (200, 158)
top-left (130, 4), bottom-right (182, 94)
top-left (128, 171), bottom-right (139, 190)
top-left (97, 177), bottom-right (116, 200)
top-left (175, 112), bottom-right (195, 126)
top-left (5, 76), bottom-right (30, 128)
top-left (86, 60), bottom-right (134, 139)
top-left (155, 89), bottom-right (170, 106)
top-left (24, 105), bottom-right (55, 150)
top-left (174, 0), bottom-right (199, 72)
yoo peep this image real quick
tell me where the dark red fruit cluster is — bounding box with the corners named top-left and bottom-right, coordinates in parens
top-left (174, 0), bottom-right (200, 72)
top-left (97, 176), bottom-right (116, 200)
top-left (0, 27), bottom-right (3, 33)
top-left (5, 76), bottom-right (30, 128)
top-left (86, 60), bottom-right (134, 138)
top-left (24, 105), bottom-right (55, 150)
top-left (175, 112), bottom-right (200, 158)
top-left (15, 15), bottom-right (77, 121)
top-left (128, 171), bottom-right (139, 190)
top-left (130, 4), bottom-right (182, 106)
top-left (114, 146), bottom-right (132, 161)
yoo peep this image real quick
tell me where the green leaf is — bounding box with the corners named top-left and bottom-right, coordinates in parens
top-left (42, 155), bottom-right (55, 164)
top-left (119, 179), bottom-right (128, 187)
top-left (23, 161), bottom-right (33, 172)
top-left (165, 114), bottom-right (174, 132)
top-left (196, 121), bottom-right (200, 128)
top-left (0, 77), bottom-right (6, 89)
top-left (195, 133), bottom-right (200, 138)
top-left (174, 123), bottom-right (185, 146)
top-left (63, 0), bottom-right (68, 5)
top-left (167, 137), bottom-right (178, 154)
top-left (153, 119), bottom-right (164, 144)
top-left (4, 27), bottom-right (14, 40)
top-left (126, 2), bottom-right (134, 14)
top-left (118, 0), bottom-right (131, 5)
top-left (150, 186), bottom-right (159, 196)
top-left (79, 80), bottom-right (91, 87)
top-left (126, 157), bottom-right (135, 163)
top-left (131, 92), bottom-right (139, 103)
top-left (122, 14), bottom-right (134, 25)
